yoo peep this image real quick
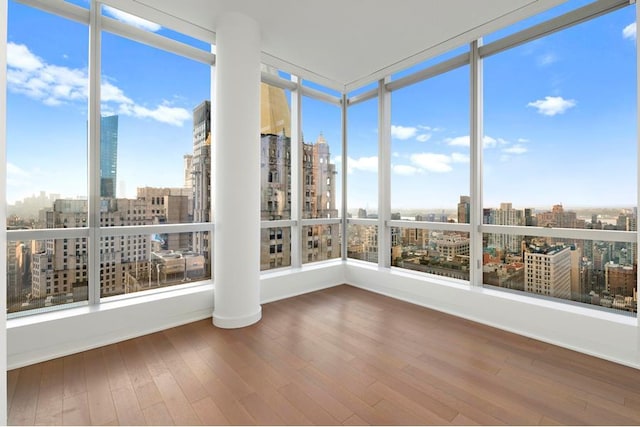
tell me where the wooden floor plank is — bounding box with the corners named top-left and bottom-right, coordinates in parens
top-left (83, 349), bottom-right (118, 426)
top-left (277, 382), bottom-right (341, 425)
top-left (142, 401), bottom-right (174, 426)
top-left (8, 364), bottom-right (42, 426)
top-left (117, 339), bottom-right (164, 411)
top-left (110, 386), bottom-right (146, 426)
top-left (7, 284), bottom-right (640, 426)
top-left (191, 396), bottom-right (231, 426)
top-left (34, 359), bottom-right (64, 426)
top-left (152, 370), bottom-right (201, 425)
top-left (7, 368), bottom-right (20, 412)
top-left (61, 392), bottom-right (91, 426)
top-left (62, 353), bottom-right (86, 400)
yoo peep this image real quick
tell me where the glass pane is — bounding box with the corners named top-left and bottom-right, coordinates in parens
top-left (302, 224), bottom-right (341, 264)
top-left (261, 227), bottom-right (292, 271)
top-left (100, 232), bottom-right (210, 298)
top-left (483, 233), bottom-right (637, 316)
top-left (347, 97), bottom-right (378, 218)
top-left (261, 82), bottom-right (292, 220)
top-left (484, 6), bottom-right (636, 223)
top-left (391, 65), bottom-right (469, 222)
top-left (301, 96), bottom-right (341, 219)
top-left (347, 224), bottom-right (378, 263)
top-left (100, 31), bottom-right (210, 223)
top-left (7, 239), bottom-right (88, 315)
top-left (392, 228), bottom-right (470, 281)
top-left (6, 2), bottom-right (88, 228)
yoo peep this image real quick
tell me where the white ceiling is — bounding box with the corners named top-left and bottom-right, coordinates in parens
top-left (129, 0), bottom-right (566, 91)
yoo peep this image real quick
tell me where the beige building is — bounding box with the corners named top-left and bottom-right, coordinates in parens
top-left (524, 245), bottom-right (571, 300)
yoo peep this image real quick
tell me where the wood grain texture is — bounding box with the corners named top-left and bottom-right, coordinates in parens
top-left (8, 284), bottom-right (640, 425)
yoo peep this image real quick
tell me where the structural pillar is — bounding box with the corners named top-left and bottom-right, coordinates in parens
top-left (212, 12), bottom-right (262, 328)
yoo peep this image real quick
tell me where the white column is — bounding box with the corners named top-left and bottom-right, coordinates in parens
top-left (212, 12), bottom-right (262, 328)
top-left (0, 0), bottom-right (8, 421)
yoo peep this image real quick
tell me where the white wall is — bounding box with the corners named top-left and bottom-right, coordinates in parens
top-left (346, 262), bottom-right (640, 369)
top-left (6, 261), bottom-right (345, 369)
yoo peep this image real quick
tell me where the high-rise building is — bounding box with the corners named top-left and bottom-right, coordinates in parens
top-left (524, 244), bottom-right (571, 300)
top-left (457, 195), bottom-right (470, 224)
top-left (537, 204), bottom-right (579, 229)
top-left (259, 80), bottom-right (339, 269)
top-left (23, 195), bottom-right (209, 308)
top-left (136, 187), bottom-right (192, 251)
top-left (100, 115), bottom-right (118, 198)
top-left (487, 202), bottom-right (523, 253)
top-left (605, 262), bottom-right (636, 297)
top-left (192, 101), bottom-right (211, 265)
top-left (183, 154), bottom-right (193, 190)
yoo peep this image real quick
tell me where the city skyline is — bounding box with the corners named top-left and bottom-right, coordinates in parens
top-left (5, 0), bottom-right (637, 213)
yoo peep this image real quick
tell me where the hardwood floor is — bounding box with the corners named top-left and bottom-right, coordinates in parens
top-left (7, 285), bottom-right (640, 425)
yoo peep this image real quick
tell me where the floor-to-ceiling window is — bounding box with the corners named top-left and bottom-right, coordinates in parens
top-left (301, 90), bottom-right (342, 264)
top-left (482, 1), bottom-right (637, 314)
top-left (389, 54), bottom-right (471, 280)
top-left (346, 90), bottom-right (379, 263)
top-left (5, 0), bottom-right (214, 316)
top-left (6, 1), bottom-right (89, 314)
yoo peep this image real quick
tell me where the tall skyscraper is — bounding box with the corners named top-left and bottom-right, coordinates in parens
top-left (487, 202), bottom-right (523, 253)
top-left (192, 101), bottom-right (211, 265)
top-left (100, 115), bottom-right (118, 198)
top-left (457, 195), bottom-right (470, 224)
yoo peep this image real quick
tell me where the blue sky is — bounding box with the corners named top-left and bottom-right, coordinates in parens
top-left (346, 2), bottom-right (637, 213)
top-left (5, 1), bottom-right (638, 217)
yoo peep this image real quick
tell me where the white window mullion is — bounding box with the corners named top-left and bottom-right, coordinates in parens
top-left (635, 3), bottom-right (640, 324)
top-left (378, 78), bottom-right (391, 268)
top-left (341, 94), bottom-right (348, 260)
top-left (470, 39), bottom-right (484, 288)
top-left (87, 0), bottom-right (102, 305)
top-left (1, 0), bottom-right (8, 422)
top-left (291, 76), bottom-right (302, 268)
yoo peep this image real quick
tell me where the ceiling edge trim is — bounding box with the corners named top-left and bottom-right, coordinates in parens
top-left (260, 52), bottom-right (346, 93)
top-left (344, 0), bottom-right (567, 93)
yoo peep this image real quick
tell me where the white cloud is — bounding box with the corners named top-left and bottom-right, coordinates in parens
top-left (500, 154), bottom-right (512, 163)
top-left (391, 125), bottom-right (417, 140)
top-left (416, 133), bottom-right (431, 142)
top-left (446, 135), bottom-right (500, 148)
top-left (7, 42), bottom-right (43, 71)
top-left (483, 136), bottom-right (498, 148)
top-left (7, 42), bottom-right (190, 126)
top-left (517, 138), bottom-right (530, 143)
top-left (409, 153), bottom-right (452, 173)
top-left (392, 164), bottom-right (422, 176)
top-left (119, 102), bottom-right (191, 126)
top-left (451, 152), bottom-right (470, 163)
top-left (623, 23), bottom-right (636, 41)
top-left (392, 152), bottom-right (400, 158)
top-left (502, 144), bottom-right (528, 155)
top-left (7, 162), bottom-right (29, 178)
top-left (447, 136), bottom-right (470, 147)
top-left (103, 6), bottom-right (162, 32)
top-left (527, 96), bottom-right (576, 116)
top-left (537, 53), bottom-right (557, 67)
top-left (346, 156), bottom-right (378, 173)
